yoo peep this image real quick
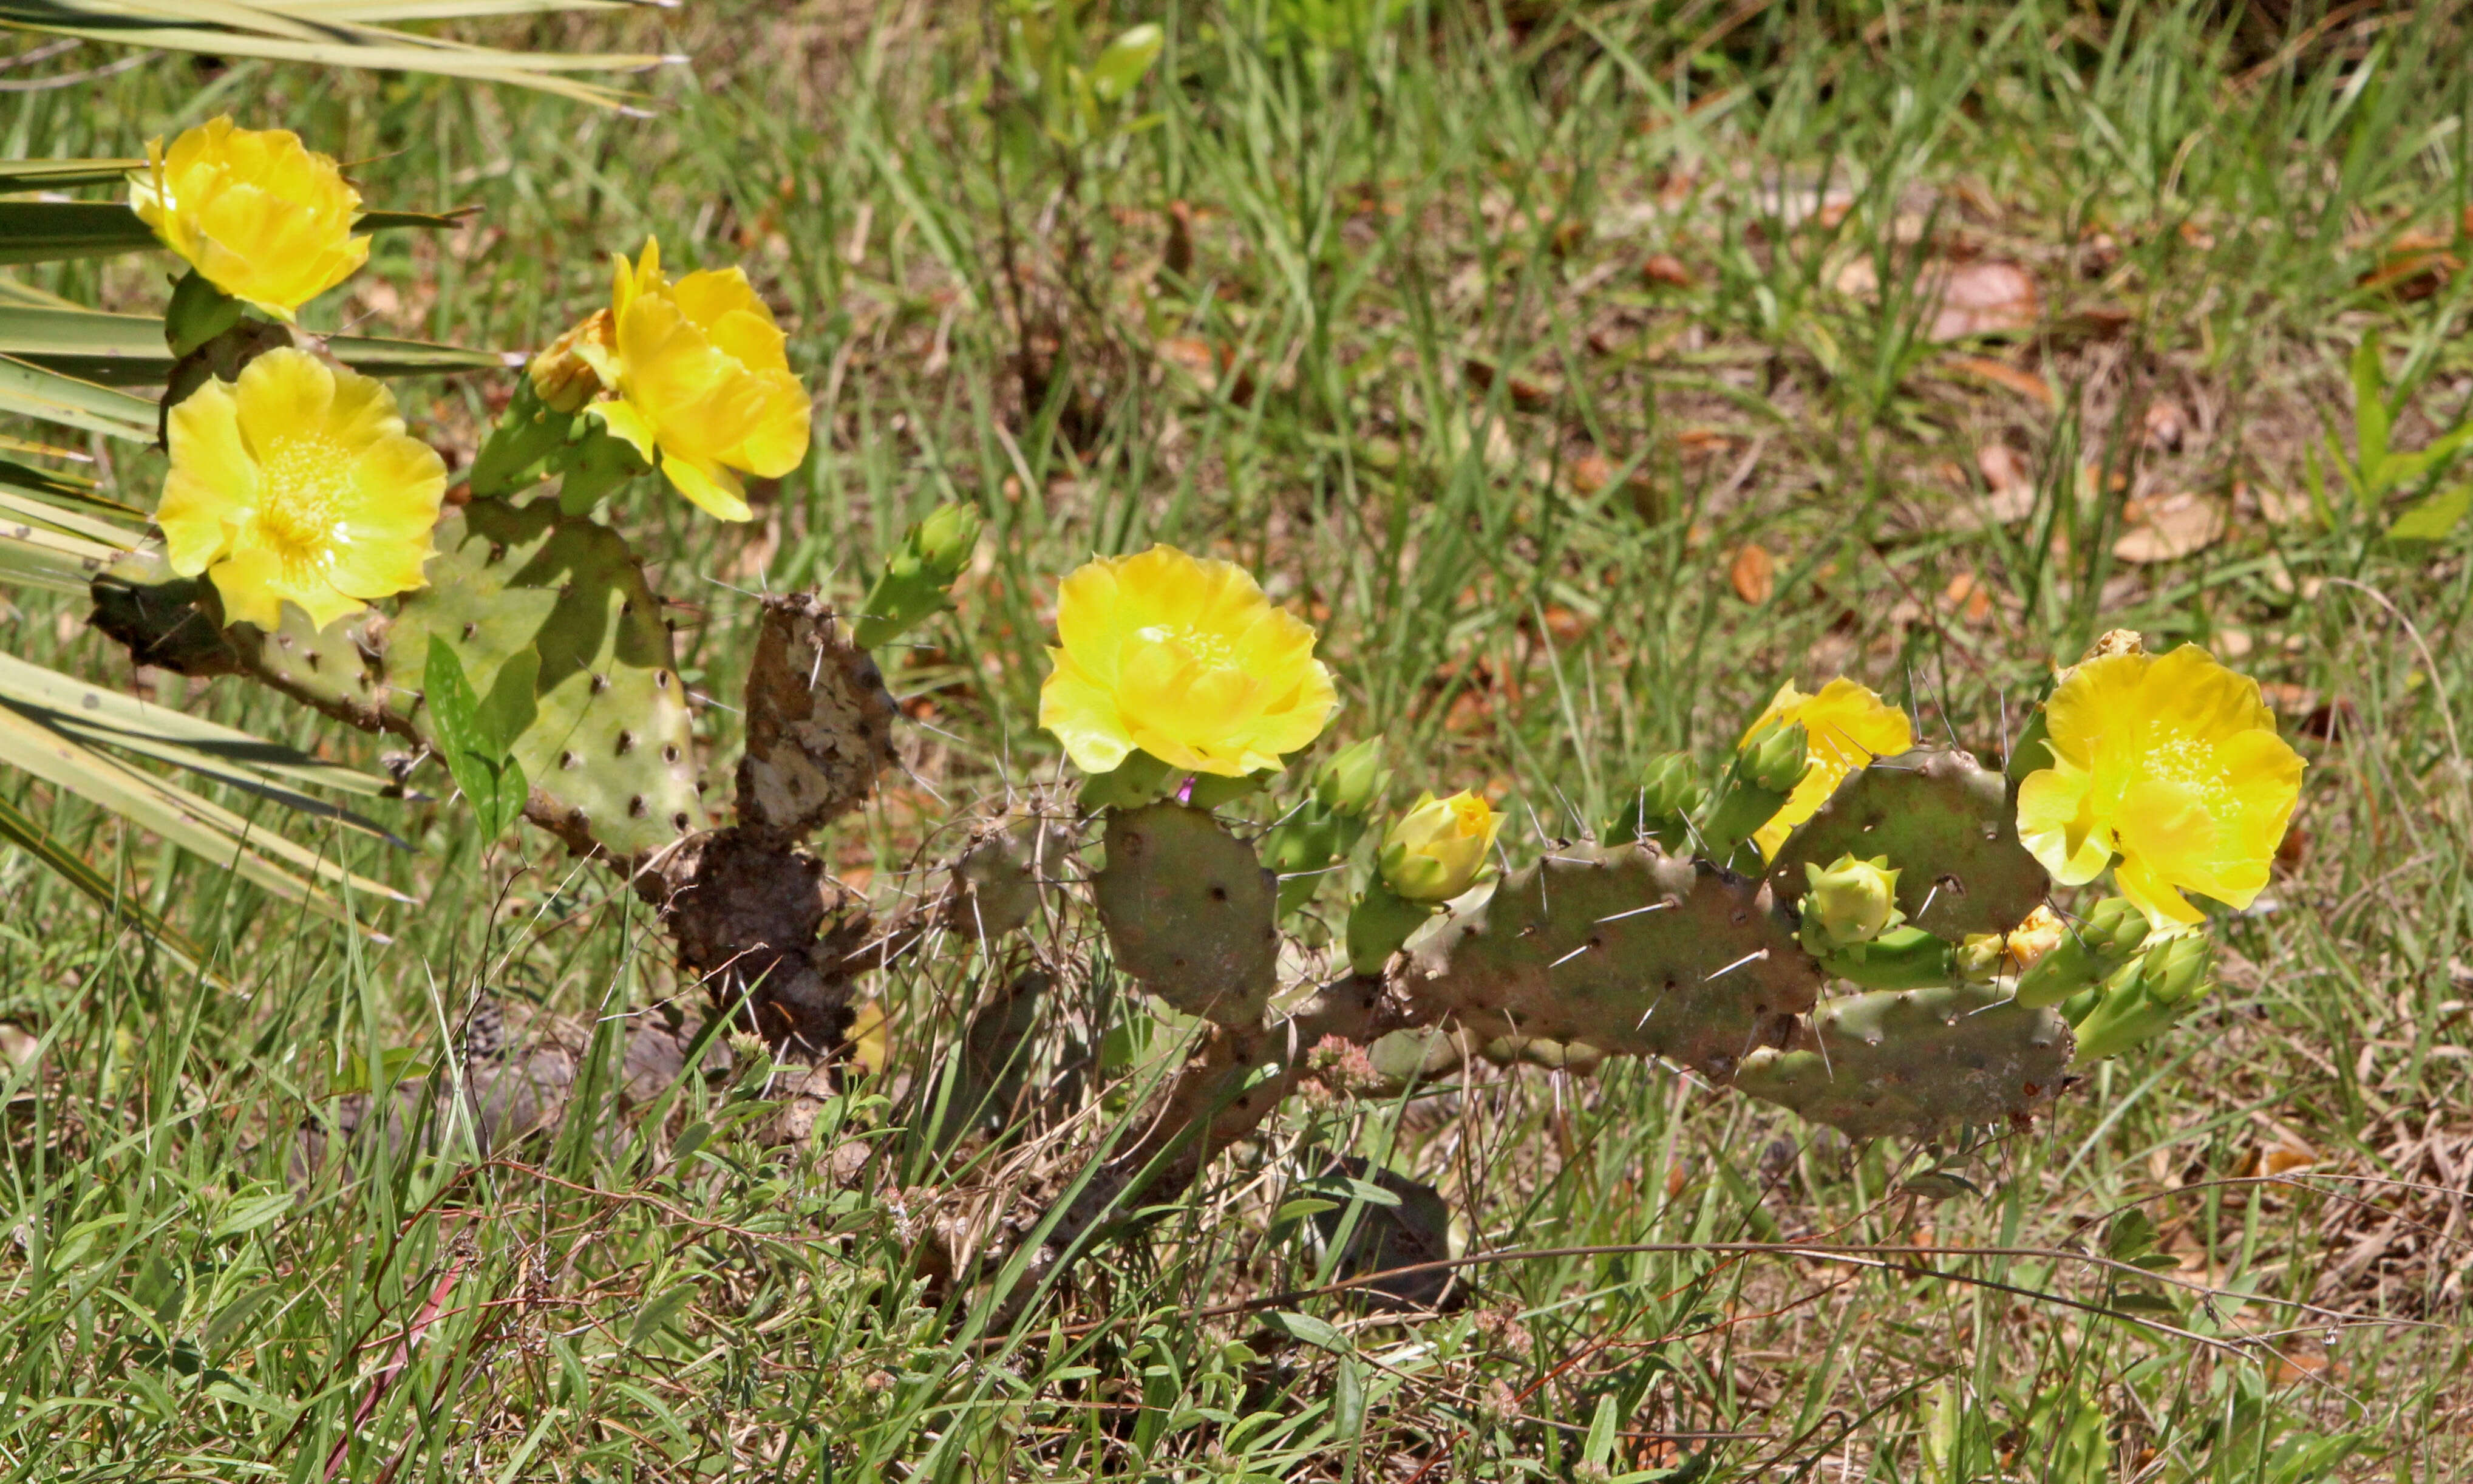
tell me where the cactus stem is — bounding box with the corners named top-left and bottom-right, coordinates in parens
top-left (1595, 900), bottom-right (1678, 924)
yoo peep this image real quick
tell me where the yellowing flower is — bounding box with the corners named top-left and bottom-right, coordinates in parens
top-left (2016, 644), bottom-right (2302, 927)
top-left (1039, 545), bottom-right (1338, 777)
top-left (529, 307), bottom-right (617, 414)
top-left (1379, 791), bottom-right (1504, 902)
top-left (1742, 678), bottom-right (1914, 859)
top-left (588, 238), bottom-right (810, 522)
top-left (158, 349), bottom-right (446, 631)
top-left (129, 117), bottom-right (368, 322)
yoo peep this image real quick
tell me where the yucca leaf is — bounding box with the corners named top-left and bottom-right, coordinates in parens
top-left (0, 696), bottom-right (406, 924)
top-left (0, 0), bottom-right (672, 109)
top-left (0, 158), bottom-right (145, 192)
top-left (0, 650), bottom-right (398, 804)
top-left (0, 355), bottom-right (157, 441)
top-left (0, 199), bottom-right (473, 267)
top-left (0, 786), bottom-right (217, 979)
top-left (0, 457), bottom-right (148, 525)
top-left (0, 305), bottom-right (507, 386)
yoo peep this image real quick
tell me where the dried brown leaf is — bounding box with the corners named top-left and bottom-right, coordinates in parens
top-left (1729, 542), bottom-right (1776, 603)
top-left (2112, 492), bottom-right (2227, 563)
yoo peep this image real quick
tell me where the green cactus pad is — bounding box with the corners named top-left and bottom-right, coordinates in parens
top-left (733, 594), bottom-right (898, 840)
top-left (386, 498), bottom-right (704, 859)
top-left (1734, 983), bottom-right (2072, 1140)
top-left (1401, 843), bottom-right (1821, 1081)
top-left (948, 814), bottom-right (1075, 942)
top-left (1765, 747), bottom-right (2045, 939)
top-left (91, 551), bottom-right (397, 734)
top-left (1092, 803), bottom-right (1278, 1026)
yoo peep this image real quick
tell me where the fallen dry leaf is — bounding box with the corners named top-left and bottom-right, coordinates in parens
top-left (1641, 252), bottom-right (1694, 288)
top-left (1930, 260), bottom-right (2040, 340)
top-left (1730, 543), bottom-right (1777, 603)
top-left (1945, 354), bottom-right (2055, 409)
top-left (1568, 451), bottom-right (1615, 494)
top-left (1463, 358), bottom-right (1557, 412)
top-left (1836, 257), bottom-right (2040, 340)
top-left (2113, 491), bottom-right (2227, 563)
top-left (1940, 571), bottom-right (1995, 625)
top-left (2359, 228), bottom-right (2460, 301)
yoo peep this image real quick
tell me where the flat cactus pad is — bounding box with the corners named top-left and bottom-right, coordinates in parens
top-left (1765, 747), bottom-right (2045, 939)
top-left (734, 593), bottom-right (898, 840)
top-left (1092, 803), bottom-right (1279, 1027)
top-left (1401, 843), bottom-right (1820, 1081)
top-left (387, 498), bottom-right (704, 860)
top-left (1733, 982), bottom-right (2072, 1141)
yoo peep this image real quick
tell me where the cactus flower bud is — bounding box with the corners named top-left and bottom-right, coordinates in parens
top-left (1738, 718), bottom-right (1811, 796)
top-left (2135, 930), bottom-right (2212, 1006)
top-left (1313, 736), bottom-right (1390, 817)
top-left (529, 308), bottom-right (619, 414)
top-left (856, 502), bottom-right (982, 648)
top-left (2081, 896), bottom-right (2154, 961)
top-left (1639, 752), bottom-right (1705, 822)
top-left (2012, 897), bottom-right (2151, 1008)
top-left (1378, 791), bottom-right (1503, 902)
top-left (1802, 854), bottom-right (1902, 946)
top-left (915, 500), bottom-right (982, 576)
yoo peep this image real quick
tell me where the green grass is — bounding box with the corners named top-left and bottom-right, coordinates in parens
top-left (5, 0), bottom-right (2473, 1477)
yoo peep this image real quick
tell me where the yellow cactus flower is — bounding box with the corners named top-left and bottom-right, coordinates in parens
top-left (1379, 791), bottom-right (1504, 902)
top-left (2016, 644), bottom-right (2302, 927)
top-left (158, 349), bottom-right (446, 631)
top-left (1039, 544), bottom-right (1338, 777)
top-left (1743, 678), bottom-right (1914, 859)
top-left (128, 117), bottom-right (369, 322)
top-left (588, 238), bottom-right (811, 522)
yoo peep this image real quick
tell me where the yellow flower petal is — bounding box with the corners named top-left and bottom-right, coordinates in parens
top-left (1741, 677), bottom-right (1914, 859)
top-left (158, 347), bottom-right (444, 631)
top-left (128, 117), bottom-right (367, 319)
top-left (659, 451), bottom-right (752, 523)
top-left (2017, 642), bottom-right (2301, 927)
top-left (1038, 544), bottom-right (1338, 778)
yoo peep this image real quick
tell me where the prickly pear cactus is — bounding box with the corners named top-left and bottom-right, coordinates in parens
top-left (1733, 983), bottom-right (2072, 1140)
top-left (90, 551), bottom-right (390, 732)
top-left (947, 814), bottom-right (1074, 942)
top-left (384, 498), bottom-right (704, 859)
top-left (1400, 843), bottom-right (1820, 1081)
top-left (1092, 803), bottom-right (1278, 1026)
top-left (1765, 747), bottom-right (2044, 938)
top-left (734, 593), bottom-right (897, 840)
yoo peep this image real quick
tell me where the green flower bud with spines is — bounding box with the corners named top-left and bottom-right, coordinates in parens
top-left (1740, 719), bottom-right (1811, 795)
top-left (2013, 896), bottom-right (2151, 1008)
top-left (1606, 751), bottom-right (1706, 849)
top-left (854, 502), bottom-right (982, 648)
top-left (2070, 930), bottom-right (2214, 1060)
top-left (1801, 853), bottom-right (1902, 950)
top-left (2137, 930), bottom-right (2212, 1006)
top-left (1313, 735), bottom-right (1390, 817)
top-left (1703, 720), bottom-right (1808, 870)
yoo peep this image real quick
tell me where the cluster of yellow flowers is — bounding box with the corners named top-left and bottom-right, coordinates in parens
top-left (1036, 545), bottom-right (2302, 934)
top-left (129, 118), bottom-right (810, 632)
